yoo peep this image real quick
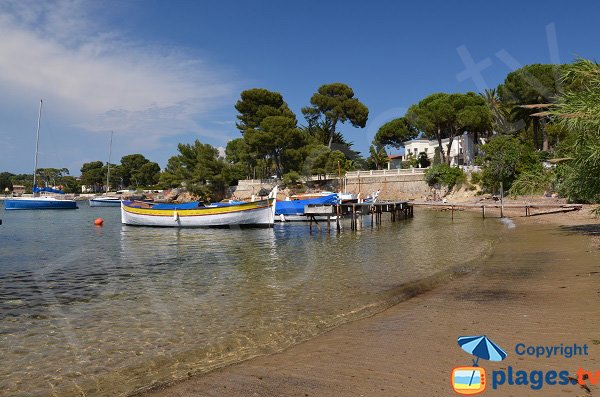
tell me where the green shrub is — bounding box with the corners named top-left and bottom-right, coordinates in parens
top-left (425, 164), bottom-right (466, 190)
top-left (476, 135), bottom-right (542, 193)
top-left (282, 171), bottom-right (302, 188)
top-left (417, 152), bottom-right (431, 168)
top-left (508, 168), bottom-right (554, 197)
top-left (470, 171), bottom-right (482, 185)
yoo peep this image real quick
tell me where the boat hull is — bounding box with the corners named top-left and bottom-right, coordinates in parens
top-left (4, 197), bottom-right (78, 210)
top-left (89, 198), bottom-right (121, 207)
top-left (121, 199), bottom-right (275, 227)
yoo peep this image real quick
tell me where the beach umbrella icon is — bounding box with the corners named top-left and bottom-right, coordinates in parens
top-left (458, 335), bottom-right (507, 366)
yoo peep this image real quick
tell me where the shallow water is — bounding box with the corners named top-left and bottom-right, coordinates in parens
top-left (0, 204), bottom-right (505, 396)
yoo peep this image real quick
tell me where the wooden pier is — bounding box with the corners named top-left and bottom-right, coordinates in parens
top-left (304, 201), bottom-right (413, 233)
top-left (410, 201), bottom-right (582, 219)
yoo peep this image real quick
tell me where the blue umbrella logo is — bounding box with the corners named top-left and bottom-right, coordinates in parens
top-left (458, 335), bottom-right (507, 366)
top-left (457, 335), bottom-right (507, 389)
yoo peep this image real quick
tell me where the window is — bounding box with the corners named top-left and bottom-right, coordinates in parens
top-left (414, 148), bottom-right (418, 154)
top-left (424, 148), bottom-right (428, 153)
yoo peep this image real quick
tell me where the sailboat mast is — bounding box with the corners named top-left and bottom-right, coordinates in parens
top-left (32, 99), bottom-right (43, 191)
top-left (106, 131), bottom-right (113, 192)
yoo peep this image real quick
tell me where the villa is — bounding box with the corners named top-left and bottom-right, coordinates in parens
top-left (389, 133), bottom-right (482, 169)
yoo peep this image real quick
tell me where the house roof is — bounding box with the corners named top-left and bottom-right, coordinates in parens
top-left (388, 154), bottom-right (403, 159)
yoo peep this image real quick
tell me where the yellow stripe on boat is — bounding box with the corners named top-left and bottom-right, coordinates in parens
top-left (122, 199), bottom-right (273, 217)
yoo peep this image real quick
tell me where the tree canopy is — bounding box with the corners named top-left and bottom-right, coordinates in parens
top-left (373, 117), bottom-right (418, 149)
top-left (498, 64), bottom-right (563, 150)
top-left (406, 92), bottom-right (491, 164)
top-left (120, 154), bottom-right (160, 188)
top-left (159, 139), bottom-right (232, 200)
top-left (235, 88), bottom-right (296, 133)
top-left (302, 83), bottom-right (369, 148)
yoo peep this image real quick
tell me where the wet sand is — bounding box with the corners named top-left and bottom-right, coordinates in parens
top-left (141, 208), bottom-right (600, 397)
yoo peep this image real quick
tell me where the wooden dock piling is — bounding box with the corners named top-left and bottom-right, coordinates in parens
top-left (410, 201), bottom-right (582, 219)
top-left (304, 201), bottom-right (414, 233)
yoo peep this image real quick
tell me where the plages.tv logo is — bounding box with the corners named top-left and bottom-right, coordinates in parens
top-left (451, 335), bottom-right (507, 395)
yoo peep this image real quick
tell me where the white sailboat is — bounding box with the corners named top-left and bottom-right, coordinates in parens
top-left (90, 131), bottom-right (121, 207)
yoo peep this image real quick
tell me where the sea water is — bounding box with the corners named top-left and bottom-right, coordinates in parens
top-left (0, 203), bottom-right (504, 396)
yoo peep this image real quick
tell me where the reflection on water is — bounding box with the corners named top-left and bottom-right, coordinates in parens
top-left (0, 205), bottom-right (503, 396)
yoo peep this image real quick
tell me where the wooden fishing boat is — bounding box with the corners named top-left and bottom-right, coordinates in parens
top-left (121, 188), bottom-right (277, 227)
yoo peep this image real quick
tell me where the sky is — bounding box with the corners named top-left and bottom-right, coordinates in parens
top-left (0, 0), bottom-right (598, 175)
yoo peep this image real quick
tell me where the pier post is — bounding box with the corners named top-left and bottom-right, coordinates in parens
top-left (451, 205), bottom-right (454, 221)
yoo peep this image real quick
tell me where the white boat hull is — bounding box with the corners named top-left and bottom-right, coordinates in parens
top-left (89, 197), bottom-right (121, 207)
top-left (121, 199), bottom-right (275, 227)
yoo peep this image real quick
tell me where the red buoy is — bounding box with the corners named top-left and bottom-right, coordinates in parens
top-left (94, 218), bottom-right (104, 226)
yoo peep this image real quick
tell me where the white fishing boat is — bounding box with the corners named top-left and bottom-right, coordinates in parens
top-left (121, 187), bottom-right (278, 227)
top-left (4, 100), bottom-right (77, 210)
top-left (89, 196), bottom-right (121, 207)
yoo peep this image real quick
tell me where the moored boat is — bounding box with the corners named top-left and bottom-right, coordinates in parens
top-left (89, 132), bottom-right (121, 208)
top-left (121, 187), bottom-right (278, 227)
top-left (89, 196), bottom-right (121, 207)
top-left (4, 100), bottom-right (77, 211)
top-left (275, 193), bottom-right (338, 221)
top-left (5, 194), bottom-right (78, 210)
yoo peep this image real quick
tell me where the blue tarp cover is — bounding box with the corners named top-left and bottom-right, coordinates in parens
top-left (33, 186), bottom-right (65, 194)
top-left (149, 202), bottom-right (204, 210)
top-left (275, 194), bottom-right (338, 215)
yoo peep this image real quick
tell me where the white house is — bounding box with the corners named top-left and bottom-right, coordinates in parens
top-left (399, 133), bottom-right (481, 167)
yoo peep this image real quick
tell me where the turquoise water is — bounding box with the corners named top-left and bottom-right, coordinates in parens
top-left (0, 203), bottom-right (504, 396)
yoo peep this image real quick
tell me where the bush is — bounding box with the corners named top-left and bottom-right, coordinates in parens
top-left (417, 152), bottom-right (431, 168)
top-left (282, 171), bottom-right (302, 188)
top-left (508, 168), bottom-right (554, 197)
top-left (425, 164), bottom-right (466, 190)
top-left (470, 171), bottom-right (482, 185)
top-left (476, 135), bottom-right (541, 193)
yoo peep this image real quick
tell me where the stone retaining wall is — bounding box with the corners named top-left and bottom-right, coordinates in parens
top-left (344, 173), bottom-right (430, 200)
top-left (231, 173), bottom-right (430, 201)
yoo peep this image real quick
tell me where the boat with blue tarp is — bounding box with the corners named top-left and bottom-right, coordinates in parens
top-left (275, 193), bottom-right (339, 221)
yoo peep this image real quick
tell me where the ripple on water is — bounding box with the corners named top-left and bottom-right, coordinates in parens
top-left (0, 206), bottom-right (503, 396)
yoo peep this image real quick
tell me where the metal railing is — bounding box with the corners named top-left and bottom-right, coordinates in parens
top-left (345, 168), bottom-right (426, 178)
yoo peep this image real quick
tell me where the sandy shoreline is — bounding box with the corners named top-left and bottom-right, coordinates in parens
top-left (141, 206), bottom-right (600, 397)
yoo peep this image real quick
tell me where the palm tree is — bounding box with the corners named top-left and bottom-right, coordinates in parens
top-left (479, 88), bottom-right (513, 136)
top-left (550, 58), bottom-right (600, 214)
top-left (368, 145), bottom-right (388, 170)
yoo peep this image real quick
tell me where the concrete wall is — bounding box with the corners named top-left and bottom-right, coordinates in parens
top-left (345, 173), bottom-right (430, 201)
top-left (231, 173), bottom-right (430, 201)
top-left (230, 180), bottom-right (276, 200)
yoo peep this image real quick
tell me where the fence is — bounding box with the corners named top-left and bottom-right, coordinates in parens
top-left (345, 168), bottom-right (426, 178)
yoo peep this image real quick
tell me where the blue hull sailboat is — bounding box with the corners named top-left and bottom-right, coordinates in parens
top-left (4, 100), bottom-right (77, 210)
top-left (4, 195), bottom-right (78, 210)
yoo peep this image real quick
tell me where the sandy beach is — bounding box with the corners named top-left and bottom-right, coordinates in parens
top-left (141, 206), bottom-right (600, 397)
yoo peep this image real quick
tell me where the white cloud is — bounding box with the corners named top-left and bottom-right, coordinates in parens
top-left (0, 0), bottom-right (235, 149)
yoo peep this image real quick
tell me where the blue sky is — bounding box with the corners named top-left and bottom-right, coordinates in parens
top-left (0, 0), bottom-right (598, 175)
